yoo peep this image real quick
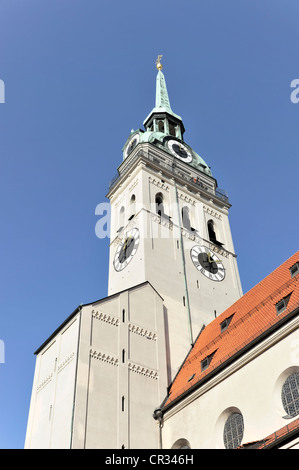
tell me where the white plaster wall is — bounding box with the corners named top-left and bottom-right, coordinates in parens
top-left (70, 283), bottom-right (168, 449)
top-left (25, 316), bottom-right (80, 448)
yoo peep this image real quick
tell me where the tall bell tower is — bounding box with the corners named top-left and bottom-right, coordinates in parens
top-left (25, 58), bottom-right (244, 449)
top-left (107, 57), bottom-right (243, 378)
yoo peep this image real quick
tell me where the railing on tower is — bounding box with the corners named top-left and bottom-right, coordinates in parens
top-left (108, 149), bottom-right (229, 204)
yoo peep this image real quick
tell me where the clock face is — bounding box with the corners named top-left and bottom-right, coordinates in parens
top-left (113, 228), bottom-right (140, 272)
top-left (125, 134), bottom-right (140, 158)
top-left (168, 139), bottom-right (192, 163)
top-left (190, 245), bottom-right (225, 282)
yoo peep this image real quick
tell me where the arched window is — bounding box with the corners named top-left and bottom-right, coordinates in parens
top-left (169, 121), bottom-right (176, 136)
top-left (155, 193), bottom-right (165, 217)
top-left (182, 206), bottom-right (191, 231)
top-left (223, 412), bottom-right (244, 449)
top-left (171, 438), bottom-right (191, 449)
top-left (118, 206), bottom-right (125, 231)
top-left (158, 120), bottom-right (164, 133)
top-left (207, 219), bottom-right (216, 241)
top-left (281, 372), bottom-right (299, 418)
top-left (129, 194), bottom-right (136, 220)
top-left (207, 219), bottom-right (223, 246)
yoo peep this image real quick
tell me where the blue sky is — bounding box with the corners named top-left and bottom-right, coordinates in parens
top-left (0, 0), bottom-right (298, 448)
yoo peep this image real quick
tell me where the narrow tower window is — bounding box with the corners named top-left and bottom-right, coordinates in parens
top-left (207, 219), bottom-right (223, 246)
top-left (158, 120), bottom-right (164, 132)
top-left (207, 219), bottom-right (217, 242)
top-left (122, 349), bottom-right (125, 363)
top-left (169, 121), bottom-right (176, 136)
top-left (155, 193), bottom-right (165, 217)
top-left (182, 206), bottom-right (191, 231)
top-left (129, 194), bottom-right (136, 220)
top-left (119, 206), bottom-right (125, 231)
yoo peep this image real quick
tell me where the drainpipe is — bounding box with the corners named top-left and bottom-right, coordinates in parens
top-left (153, 408), bottom-right (164, 449)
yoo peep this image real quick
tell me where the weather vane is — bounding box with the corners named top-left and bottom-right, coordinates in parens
top-left (156, 55), bottom-right (163, 71)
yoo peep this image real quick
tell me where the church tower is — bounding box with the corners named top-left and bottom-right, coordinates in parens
top-left (107, 57), bottom-right (242, 377)
top-left (25, 58), bottom-right (243, 449)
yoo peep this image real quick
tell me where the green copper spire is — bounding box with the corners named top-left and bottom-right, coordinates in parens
top-left (143, 55), bottom-right (183, 127)
top-left (123, 57), bottom-right (212, 176)
top-left (155, 58), bottom-right (173, 113)
top-left (155, 70), bottom-right (171, 110)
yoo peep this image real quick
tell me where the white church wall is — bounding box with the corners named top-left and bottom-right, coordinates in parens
top-left (25, 316), bottom-right (80, 448)
top-left (66, 283), bottom-right (168, 449)
top-left (129, 369), bottom-right (160, 448)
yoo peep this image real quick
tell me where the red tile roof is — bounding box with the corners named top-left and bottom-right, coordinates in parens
top-left (239, 417), bottom-right (299, 449)
top-left (164, 252), bottom-right (299, 408)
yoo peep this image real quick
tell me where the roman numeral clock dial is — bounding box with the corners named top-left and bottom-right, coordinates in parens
top-left (167, 140), bottom-right (193, 163)
top-left (190, 245), bottom-right (225, 281)
top-left (113, 228), bottom-right (140, 272)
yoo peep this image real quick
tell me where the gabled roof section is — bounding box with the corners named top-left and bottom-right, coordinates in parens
top-left (164, 251), bottom-right (299, 409)
top-left (34, 281), bottom-right (164, 355)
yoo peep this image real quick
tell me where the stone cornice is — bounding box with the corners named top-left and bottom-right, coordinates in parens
top-left (92, 310), bottom-right (120, 326)
top-left (90, 349), bottom-right (119, 366)
top-left (128, 361), bottom-right (158, 380)
top-left (128, 323), bottom-right (157, 341)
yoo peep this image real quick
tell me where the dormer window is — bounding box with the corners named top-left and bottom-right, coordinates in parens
top-left (201, 351), bottom-right (216, 372)
top-left (220, 314), bottom-right (234, 333)
top-left (275, 293), bottom-right (292, 315)
top-left (290, 262), bottom-right (299, 278)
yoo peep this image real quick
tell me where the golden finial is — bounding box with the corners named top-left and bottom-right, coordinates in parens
top-left (156, 55), bottom-right (163, 71)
